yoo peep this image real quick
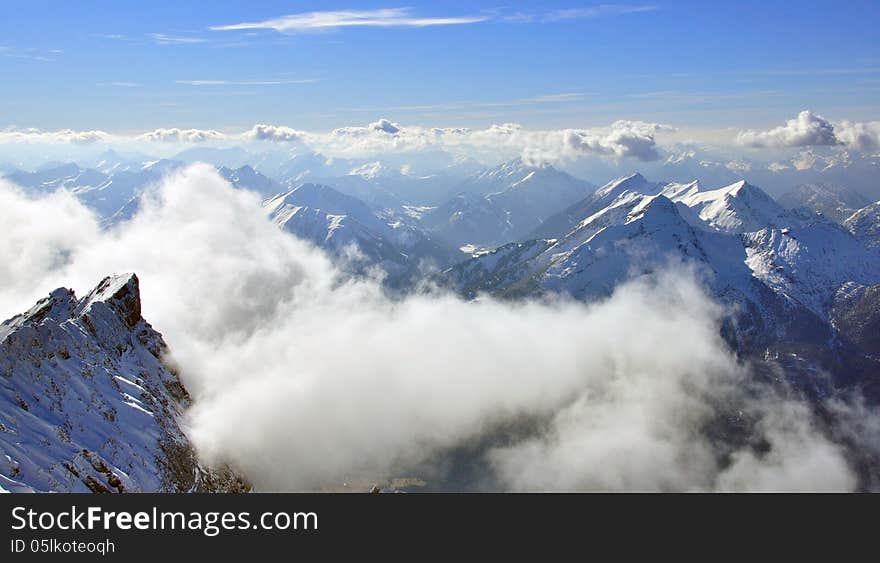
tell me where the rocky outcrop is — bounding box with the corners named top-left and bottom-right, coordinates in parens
top-left (0, 273), bottom-right (248, 493)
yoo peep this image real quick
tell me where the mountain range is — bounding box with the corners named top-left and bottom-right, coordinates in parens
top-left (442, 173), bottom-right (880, 399)
top-left (3, 155), bottom-right (880, 492)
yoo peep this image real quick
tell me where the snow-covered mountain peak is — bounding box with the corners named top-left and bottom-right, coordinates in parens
top-left (348, 161), bottom-right (397, 180)
top-left (626, 194), bottom-right (679, 224)
top-left (216, 164), bottom-right (280, 197)
top-left (74, 273), bottom-right (142, 329)
top-left (267, 183), bottom-right (377, 220)
top-left (743, 221), bottom-right (880, 316)
top-left (664, 149), bottom-right (698, 165)
top-left (0, 274), bottom-right (247, 493)
top-left (473, 157), bottom-right (540, 183)
top-left (672, 179), bottom-right (792, 234)
top-left (659, 179), bottom-right (701, 199)
top-left (593, 172), bottom-right (658, 200)
top-left (263, 184), bottom-right (458, 282)
top-left (0, 289), bottom-right (78, 343)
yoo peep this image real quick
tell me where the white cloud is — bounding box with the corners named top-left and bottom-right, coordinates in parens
top-left (1, 113), bottom-right (871, 161)
top-left (736, 110), bottom-right (840, 148)
top-left (368, 117), bottom-right (400, 134)
top-left (0, 180), bottom-right (101, 317)
top-left (243, 124), bottom-right (307, 142)
top-left (543, 5), bottom-right (660, 22)
top-left (148, 33), bottom-right (206, 45)
top-left (0, 127), bottom-right (110, 144)
top-left (210, 8), bottom-right (490, 33)
top-left (835, 120), bottom-right (880, 153)
top-left (137, 128), bottom-right (227, 143)
top-left (736, 111), bottom-right (880, 152)
top-left (243, 118), bottom-right (669, 163)
top-left (561, 120), bottom-right (669, 162)
top-left (459, 120), bottom-right (670, 163)
top-left (490, 375), bottom-right (855, 492)
top-left (331, 118), bottom-right (402, 138)
top-left (0, 166), bottom-right (869, 491)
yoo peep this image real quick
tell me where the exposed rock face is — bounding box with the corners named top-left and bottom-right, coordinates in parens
top-left (833, 283), bottom-right (880, 357)
top-left (0, 274), bottom-right (248, 493)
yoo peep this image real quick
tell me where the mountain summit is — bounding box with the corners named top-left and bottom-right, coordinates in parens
top-left (0, 274), bottom-right (247, 493)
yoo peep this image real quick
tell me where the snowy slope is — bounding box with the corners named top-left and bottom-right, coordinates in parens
top-left (530, 172), bottom-right (663, 239)
top-left (2, 163), bottom-right (175, 221)
top-left (537, 195), bottom-right (759, 301)
top-left (743, 220), bottom-right (880, 316)
top-left (446, 190), bottom-right (759, 304)
top-left (218, 165), bottom-right (282, 197)
top-left (4, 163), bottom-right (105, 193)
top-left (0, 274), bottom-right (246, 493)
top-left (446, 174), bottom-right (880, 322)
top-left (423, 159), bottom-right (595, 247)
top-left (670, 180), bottom-right (794, 234)
top-left (845, 201), bottom-right (880, 249)
top-left (777, 183), bottom-right (871, 224)
top-left (264, 184), bottom-right (458, 280)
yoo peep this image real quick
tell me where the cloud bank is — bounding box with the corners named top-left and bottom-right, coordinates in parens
top-left (0, 166), bottom-right (869, 491)
top-left (0, 127), bottom-right (110, 144)
top-left (137, 128), bottom-right (227, 143)
top-left (736, 110), bottom-right (880, 152)
top-left (3, 112), bottom-right (876, 164)
top-left (0, 119), bottom-right (669, 162)
top-left (314, 118), bottom-right (670, 163)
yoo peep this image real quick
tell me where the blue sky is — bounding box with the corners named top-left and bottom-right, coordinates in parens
top-left (2, 1), bottom-right (879, 136)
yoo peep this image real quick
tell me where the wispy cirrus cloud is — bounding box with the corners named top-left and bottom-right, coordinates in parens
top-left (96, 81), bottom-right (139, 88)
top-left (0, 45), bottom-right (60, 62)
top-left (209, 8), bottom-right (490, 33)
top-left (543, 4), bottom-right (659, 21)
top-left (503, 4), bottom-right (659, 23)
top-left (175, 78), bottom-right (318, 86)
top-left (148, 33), bottom-right (206, 45)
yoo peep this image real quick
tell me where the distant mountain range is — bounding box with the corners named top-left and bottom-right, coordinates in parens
top-left (3, 153), bottom-right (880, 492)
top-left (263, 183), bottom-right (459, 284)
top-left (420, 158), bottom-right (596, 248)
top-left (442, 173), bottom-right (880, 399)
